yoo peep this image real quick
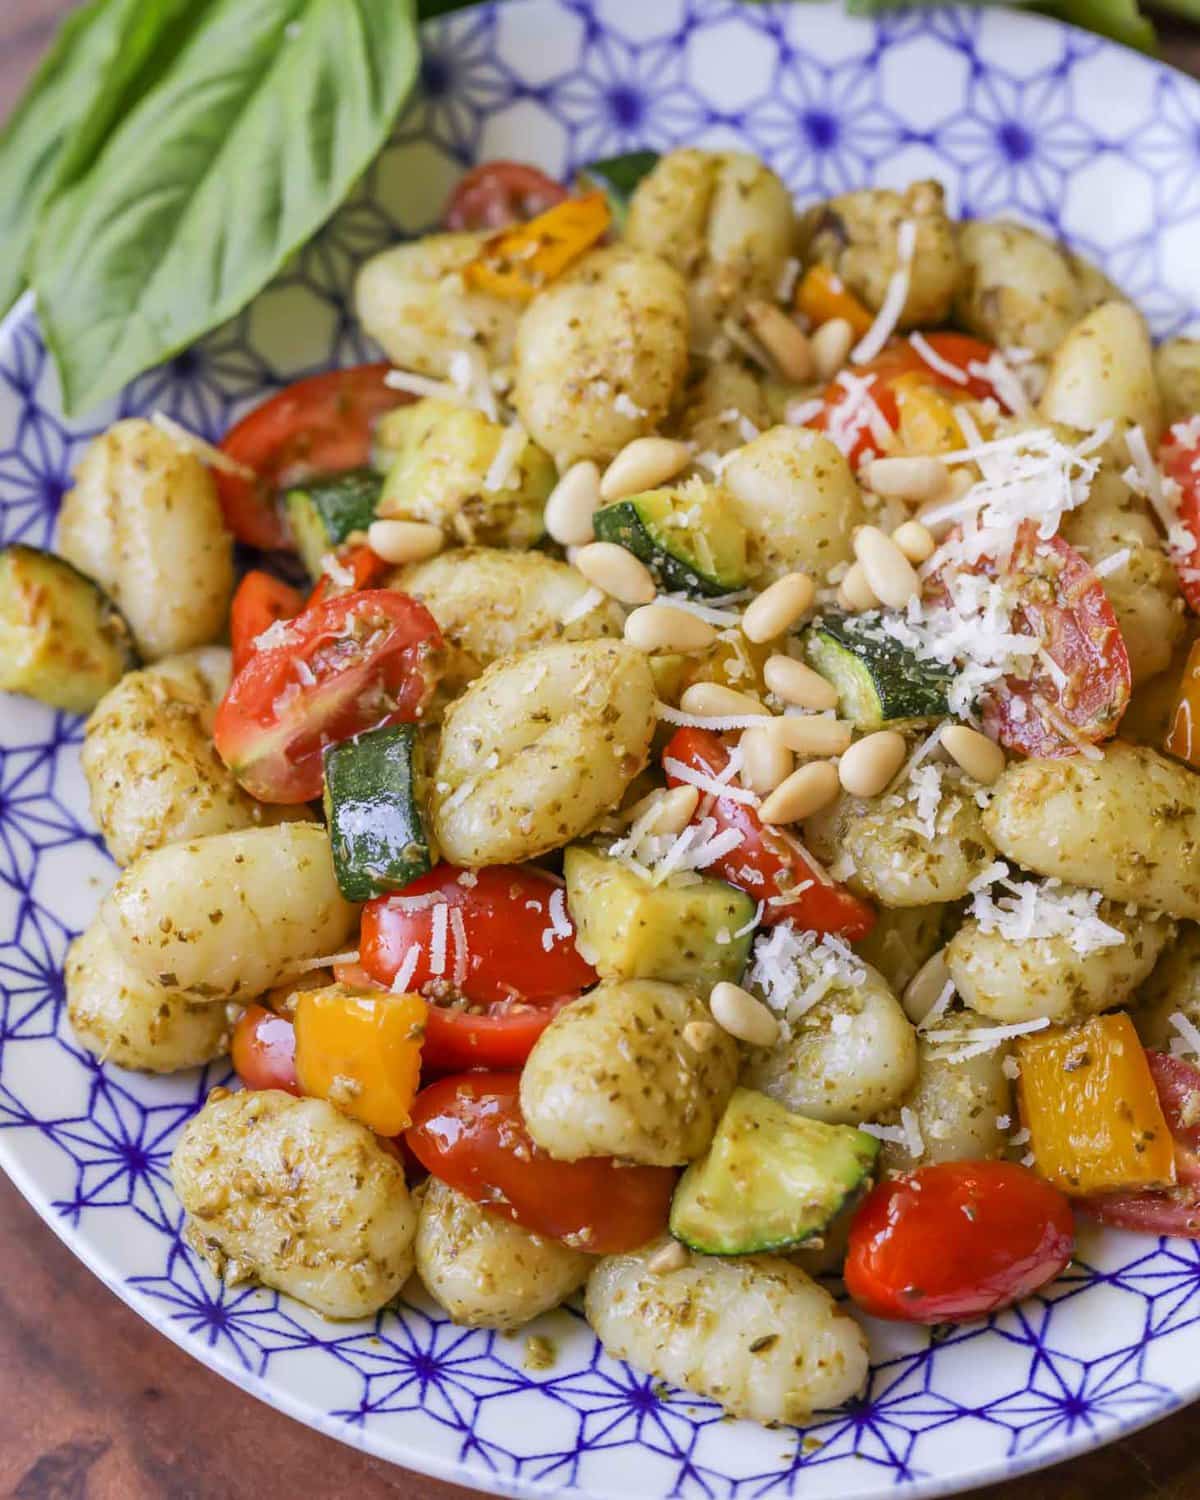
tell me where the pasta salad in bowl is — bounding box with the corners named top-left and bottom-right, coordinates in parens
top-left (6, 3), bottom-right (1200, 1493)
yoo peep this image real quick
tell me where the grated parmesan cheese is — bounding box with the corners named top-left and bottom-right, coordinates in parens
top-left (151, 411), bottom-right (256, 478)
top-left (746, 925), bottom-right (867, 1035)
top-left (390, 942), bottom-right (422, 994)
top-left (450, 907), bottom-right (469, 988)
top-left (908, 332), bottom-right (968, 386)
top-left (851, 219), bottom-right (917, 365)
top-left (429, 903), bottom-right (449, 977)
top-left (662, 756), bottom-right (760, 807)
top-left (560, 586), bottom-right (605, 626)
top-left (1168, 1011), bottom-right (1200, 1060)
top-left (923, 1015), bottom-right (1051, 1061)
top-left (899, 1106), bottom-right (925, 1159)
top-left (968, 866), bottom-right (1125, 956)
top-left (483, 423), bottom-right (527, 493)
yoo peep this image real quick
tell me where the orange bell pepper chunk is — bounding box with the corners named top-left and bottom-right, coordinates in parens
top-left (293, 983), bottom-right (426, 1137)
top-left (1165, 638), bottom-right (1200, 769)
top-left (891, 372), bottom-right (968, 457)
top-left (464, 191), bottom-right (611, 302)
top-left (794, 264), bottom-right (873, 337)
top-left (1017, 1013), bottom-right (1176, 1197)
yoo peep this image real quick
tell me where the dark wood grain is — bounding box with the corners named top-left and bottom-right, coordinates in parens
top-left (3, 6), bottom-right (1200, 1497)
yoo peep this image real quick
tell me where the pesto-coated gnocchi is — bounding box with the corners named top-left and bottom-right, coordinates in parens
top-left (512, 246), bottom-right (689, 465)
top-left (102, 823), bottom-right (357, 1000)
top-left (397, 546), bottom-right (624, 688)
top-left (67, 917), bottom-right (230, 1073)
top-left (586, 1241), bottom-right (869, 1423)
top-left (354, 232), bottom-right (517, 376)
top-left (1039, 301), bottom-right (1163, 447)
top-left (1137, 925), bottom-right (1200, 1049)
top-left (520, 980), bottom-right (739, 1167)
top-left (415, 1179), bottom-right (591, 1330)
top-left (720, 426), bottom-right (866, 585)
top-left (805, 180), bottom-right (960, 327)
top-left (806, 777), bottom-right (996, 907)
top-left (625, 149), bottom-right (796, 347)
top-left (741, 964), bottom-right (919, 1124)
top-left (947, 898), bottom-right (1174, 1024)
top-left (172, 1089), bottom-right (416, 1319)
top-left (82, 651), bottom-right (298, 866)
top-left (432, 639), bottom-right (656, 867)
top-left (984, 744), bottom-right (1200, 920)
top-left (57, 420), bottom-right (233, 661)
top-left (855, 904), bottom-right (949, 996)
top-left (1155, 337), bottom-right (1200, 427)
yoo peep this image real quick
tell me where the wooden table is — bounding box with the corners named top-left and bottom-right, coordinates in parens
top-left (3, 2), bottom-right (1200, 1495)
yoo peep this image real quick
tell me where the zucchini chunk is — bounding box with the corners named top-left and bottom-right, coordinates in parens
top-left (592, 479), bottom-right (749, 597)
top-left (806, 613), bottom-right (953, 729)
top-left (323, 724), bottom-right (434, 902)
top-left (284, 468), bottom-right (382, 577)
top-left (669, 1087), bottom-right (879, 1255)
top-left (576, 151), bottom-right (659, 228)
top-left (0, 544), bottom-right (137, 713)
top-left (564, 844), bottom-right (755, 989)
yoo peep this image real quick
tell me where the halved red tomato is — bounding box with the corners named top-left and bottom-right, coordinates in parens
top-left (1162, 424), bottom-right (1200, 612)
top-left (808, 333), bottom-right (1008, 467)
top-left (442, 161), bottom-right (567, 232)
top-left (359, 863), bottom-right (597, 1006)
top-left (980, 524), bottom-right (1131, 757)
top-left (215, 365), bottom-right (408, 550)
top-left (662, 727), bottom-right (875, 939)
top-left (214, 589), bottom-right (443, 803)
top-left (231, 1004), bottom-right (299, 1094)
top-left (405, 1072), bottom-right (675, 1252)
top-left (845, 1161), bottom-right (1075, 1323)
top-left (230, 571), bottom-right (306, 674)
top-left (334, 953), bottom-right (575, 1073)
top-left (306, 542), bottom-right (390, 607)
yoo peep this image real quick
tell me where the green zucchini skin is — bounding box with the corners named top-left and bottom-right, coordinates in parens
top-left (576, 150), bottom-right (659, 227)
top-left (0, 544), bottom-right (138, 713)
top-left (669, 1087), bottom-right (879, 1255)
top-left (806, 613), bottom-right (954, 729)
top-left (322, 724), bottom-right (433, 902)
top-left (592, 485), bottom-right (748, 598)
top-left (285, 468), bottom-right (382, 576)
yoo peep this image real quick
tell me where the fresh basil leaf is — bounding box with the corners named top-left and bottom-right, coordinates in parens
top-left (417, 0), bottom-right (483, 15)
top-left (1038, 0), bottom-right (1156, 51)
top-left (33, 0), bottom-right (420, 416)
top-left (0, 0), bottom-right (199, 318)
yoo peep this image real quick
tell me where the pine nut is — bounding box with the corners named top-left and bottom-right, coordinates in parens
top-left (679, 682), bottom-right (770, 719)
top-left (600, 437), bottom-right (692, 502)
top-left (573, 542), bottom-right (656, 604)
top-left (772, 716), bottom-right (852, 757)
top-left (710, 981), bottom-right (780, 1047)
top-left (742, 572), bottom-right (815, 643)
top-left (811, 317), bottom-right (854, 381)
top-left (740, 725), bottom-right (794, 796)
top-left (647, 1238), bottom-right (690, 1274)
top-left (366, 518), bottom-right (444, 565)
top-left (625, 603), bottom-right (715, 654)
top-left (758, 760), bottom-right (840, 824)
top-left (764, 655), bottom-right (839, 711)
top-left (744, 300), bottom-right (814, 383)
top-left (838, 729), bottom-right (907, 798)
top-left (853, 526), bottom-right (921, 610)
top-left (544, 460), bottom-right (601, 546)
top-left (863, 455), bottom-right (950, 503)
top-left (624, 783), bottom-right (700, 836)
top-left (941, 724), bottom-right (1006, 785)
top-left (902, 947), bottom-right (951, 1026)
top-left (891, 519), bottom-right (936, 564)
top-left (837, 561), bottom-right (879, 612)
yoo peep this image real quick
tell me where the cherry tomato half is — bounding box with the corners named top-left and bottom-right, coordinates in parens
top-left (978, 524), bottom-right (1131, 758)
top-left (230, 571), bottom-right (306, 675)
top-left (215, 365), bottom-right (408, 550)
top-left (442, 161), bottom-right (568, 232)
top-left (360, 863), bottom-right (597, 1006)
top-left (214, 589), bottom-right (443, 803)
top-left (1163, 425), bottom-right (1200, 613)
top-left (231, 1004), bottom-right (299, 1094)
top-left (808, 333), bottom-right (1006, 467)
top-left (405, 1072), bottom-right (675, 1252)
top-left (306, 543), bottom-right (390, 607)
top-left (662, 727), bottom-right (875, 939)
top-left (845, 1160), bottom-right (1075, 1324)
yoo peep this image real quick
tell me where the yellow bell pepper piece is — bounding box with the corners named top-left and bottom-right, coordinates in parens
top-left (1165, 638), bottom-right (1200, 769)
top-left (794, 264), bottom-right (873, 338)
top-left (892, 373), bottom-right (967, 457)
top-left (464, 191), bottom-right (611, 301)
top-left (294, 984), bottom-right (426, 1137)
top-left (1017, 1012), bottom-right (1176, 1197)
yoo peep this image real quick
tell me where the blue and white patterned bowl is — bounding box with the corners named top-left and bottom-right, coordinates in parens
top-left (4, 2), bottom-right (1200, 1494)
